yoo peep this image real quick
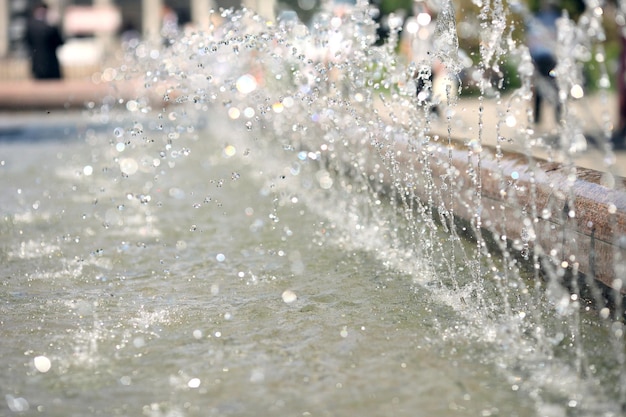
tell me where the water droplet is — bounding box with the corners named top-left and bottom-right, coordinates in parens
top-left (612, 279), bottom-right (623, 292)
top-left (340, 326), bottom-right (348, 338)
top-left (223, 145), bottom-right (236, 157)
top-left (125, 100), bottom-right (138, 111)
top-left (168, 187), bottom-right (185, 199)
top-left (235, 74), bottom-right (257, 94)
top-left (243, 107), bottom-right (255, 118)
top-left (505, 115), bottom-right (516, 127)
top-left (570, 84), bottom-right (584, 99)
top-left (600, 307), bottom-right (610, 319)
top-left (187, 378), bottom-right (201, 388)
top-left (283, 96), bottom-right (294, 107)
top-left (133, 337), bottom-right (145, 348)
top-left (316, 170), bottom-right (333, 189)
top-left (33, 355), bottom-right (51, 373)
top-left (272, 102), bottom-right (284, 113)
top-left (6, 395), bottom-right (29, 412)
top-left (119, 158), bottom-right (138, 175)
top-left (282, 289), bottom-right (297, 303)
top-left (228, 107), bottom-right (241, 119)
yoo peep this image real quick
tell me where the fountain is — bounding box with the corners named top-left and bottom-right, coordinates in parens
top-left (1, 0), bottom-right (625, 416)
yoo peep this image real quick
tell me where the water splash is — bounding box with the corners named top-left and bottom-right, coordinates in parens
top-left (91, 2), bottom-right (626, 412)
top-left (3, 1), bottom-right (626, 416)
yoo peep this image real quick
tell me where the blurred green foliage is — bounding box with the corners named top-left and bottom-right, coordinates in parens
top-left (276, 0), bottom-right (621, 93)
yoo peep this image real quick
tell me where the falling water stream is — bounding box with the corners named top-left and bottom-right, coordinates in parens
top-left (1, 1), bottom-right (626, 416)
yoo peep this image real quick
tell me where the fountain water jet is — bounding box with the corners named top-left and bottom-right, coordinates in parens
top-left (1, 0), bottom-right (626, 415)
top-left (114, 1), bottom-right (626, 412)
top-left (106, 0), bottom-right (626, 409)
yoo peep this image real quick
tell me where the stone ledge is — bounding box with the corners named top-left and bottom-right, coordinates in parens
top-left (378, 136), bottom-right (626, 296)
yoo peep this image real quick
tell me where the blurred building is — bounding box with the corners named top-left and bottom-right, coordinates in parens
top-left (0, 0), bottom-right (276, 79)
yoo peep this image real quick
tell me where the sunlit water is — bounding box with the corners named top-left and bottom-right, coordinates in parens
top-left (2, 2), bottom-right (626, 416)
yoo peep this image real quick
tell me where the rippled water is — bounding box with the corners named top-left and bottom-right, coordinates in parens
top-left (0, 109), bottom-right (621, 416)
top-left (2, 2), bottom-right (626, 416)
top-left (0, 121), bottom-right (515, 416)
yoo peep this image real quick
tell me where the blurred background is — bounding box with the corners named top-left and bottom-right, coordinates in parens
top-left (0, 0), bottom-right (619, 96)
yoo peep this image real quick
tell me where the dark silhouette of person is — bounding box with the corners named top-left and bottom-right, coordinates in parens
top-left (526, 1), bottom-right (561, 124)
top-left (25, 2), bottom-right (64, 80)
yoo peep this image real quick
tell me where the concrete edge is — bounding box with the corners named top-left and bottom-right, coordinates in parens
top-left (382, 136), bottom-right (626, 295)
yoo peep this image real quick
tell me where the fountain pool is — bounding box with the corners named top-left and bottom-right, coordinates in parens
top-left (1, 1), bottom-right (625, 416)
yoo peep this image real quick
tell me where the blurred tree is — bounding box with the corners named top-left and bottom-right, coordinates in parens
top-left (376, 0), bottom-right (412, 15)
top-left (527, 0), bottom-right (585, 18)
